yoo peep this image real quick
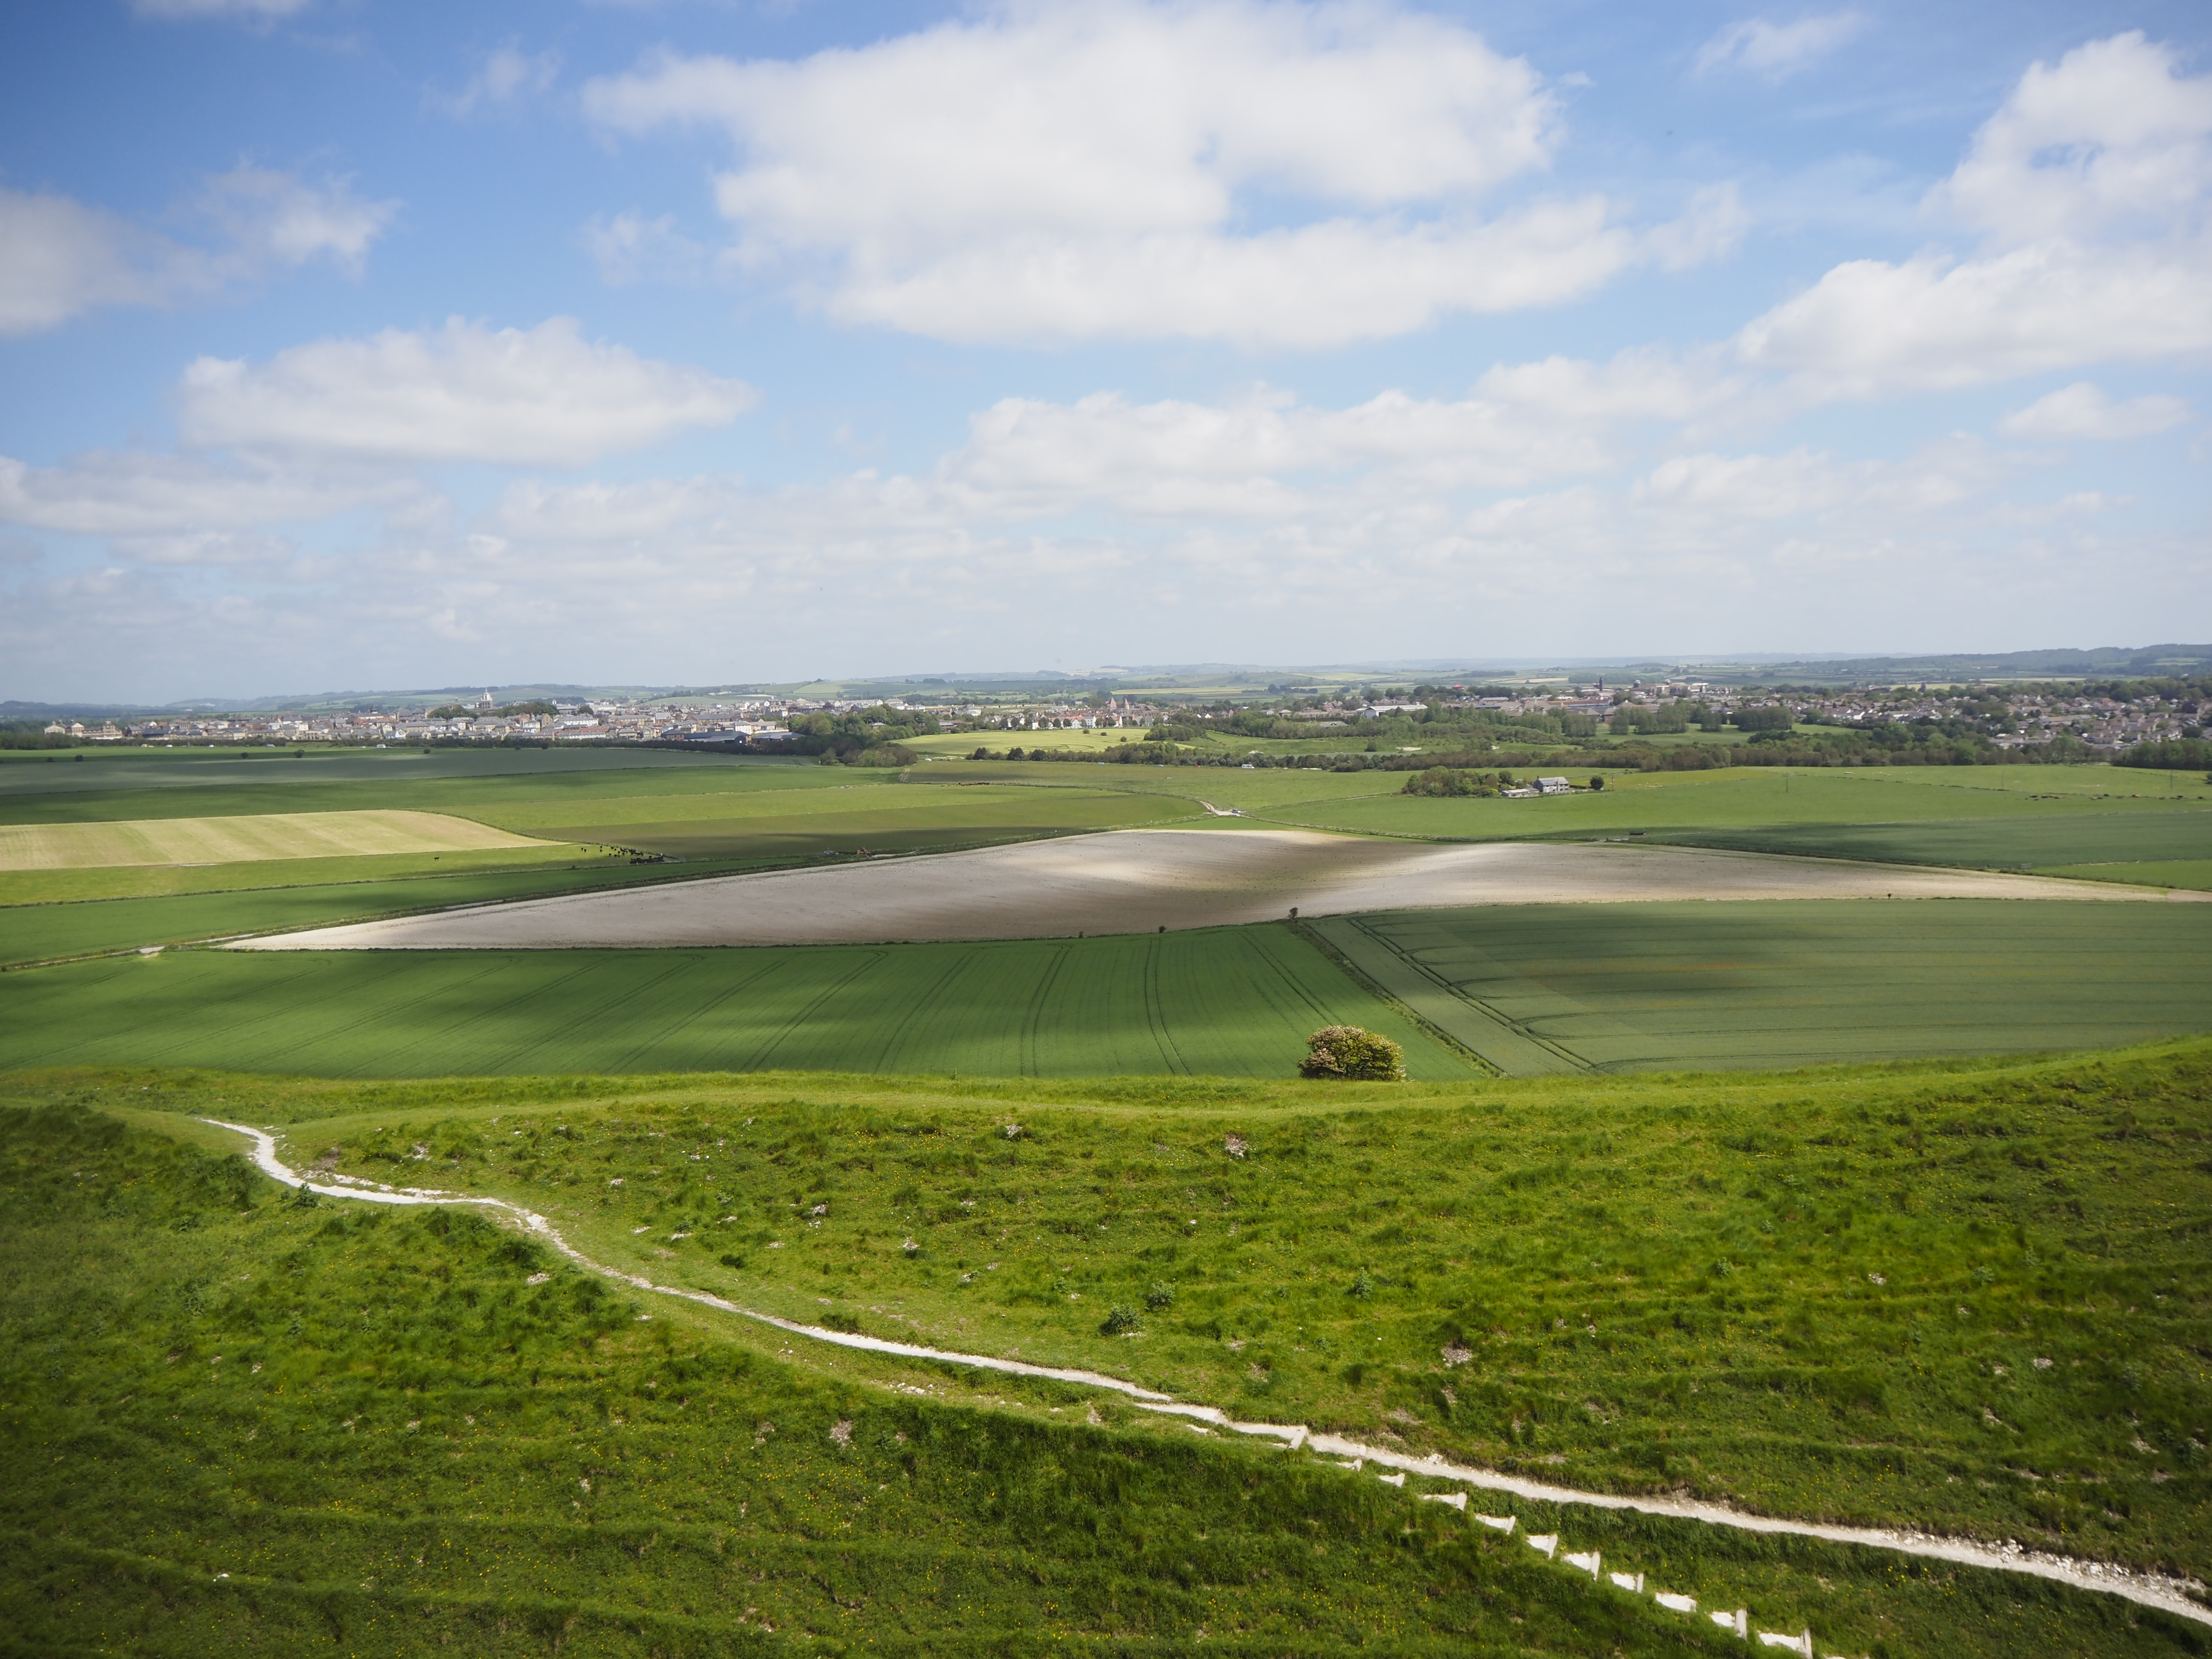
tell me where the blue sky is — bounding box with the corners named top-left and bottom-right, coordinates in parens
top-left (2, 0), bottom-right (2207, 701)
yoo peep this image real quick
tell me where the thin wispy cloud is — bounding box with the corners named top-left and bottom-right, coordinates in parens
top-left (1696, 12), bottom-right (1869, 81)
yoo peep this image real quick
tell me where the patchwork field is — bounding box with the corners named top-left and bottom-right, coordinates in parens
top-left (231, 829), bottom-right (2161, 953)
top-left (0, 926), bottom-right (1475, 1080)
top-left (0, 808), bottom-right (550, 870)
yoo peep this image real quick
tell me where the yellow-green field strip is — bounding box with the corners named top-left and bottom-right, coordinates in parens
top-left (0, 809), bottom-right (552, 870)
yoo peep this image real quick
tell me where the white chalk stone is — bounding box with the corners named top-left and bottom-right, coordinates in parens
top-left (1333, 1458), bottom-right (1364, 1471)
top-left (1610, 1571), bottom-right (1644, 1593)
top-left (1564, 1549), bottom-right (1601, 1578)
top-left (1712, 1608), bottom-right (1748, 1637)
top-left (1420, 1492), bottom-right (1468, 1511)
top-left (1475, 1513), bottom-right (1516, 1534)
top-left (1655, 1592), bottom-right (1697, 1613)
top-left (1756, 1632), bottom-right (1812, 1656)
top-left (1377, 1471), bottom-right (1406, 1487)
top-left (1527, 1533), bottom-right (1558, 1559)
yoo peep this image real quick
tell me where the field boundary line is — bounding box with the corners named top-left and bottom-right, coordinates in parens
top-left (195, 1116), bottom-right (2212, 1634)
top-left (1289, 919), bottom-right (1498, 1076)
top-left (1304, 916), bottom-right (1588, 1077)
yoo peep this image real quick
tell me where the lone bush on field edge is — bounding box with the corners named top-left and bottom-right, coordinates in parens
top-left (1300, 1025), bottom-right (1406, 1081)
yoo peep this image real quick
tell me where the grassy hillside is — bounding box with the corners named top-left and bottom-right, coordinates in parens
top-left (0, 926), bottom-right (1477, 1081)
top-left (3, 1059), bottom-right (2206, 1655)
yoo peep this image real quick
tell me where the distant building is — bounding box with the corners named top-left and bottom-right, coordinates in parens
top-left (1536, 776), bottom-right (1571, 794)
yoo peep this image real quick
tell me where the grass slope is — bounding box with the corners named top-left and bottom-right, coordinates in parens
top-left (0, 927), bottom-right (1477, 1081)
top-left (3, 1060), bottom-right (2205, 1655)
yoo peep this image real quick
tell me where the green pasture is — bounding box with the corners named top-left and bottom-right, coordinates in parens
top-left (0, 839), bottom-right (608, 908)
top-left (0, 860), bottom-right (747, 969)
top-left (474, 781), bottom-right (1197, 860)
top-left (1242, 766), bottom-right (2212, 882)
top-left (0, 926), bottom-right (1474, 1081)
top-left (1323, 902), bottom-right (2212, 1074)
top-left (0, 745), bottom-right (809, 817)
top-left (10, 1102), bottom-right (2172, 1657)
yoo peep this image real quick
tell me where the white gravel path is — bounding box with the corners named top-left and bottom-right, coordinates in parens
top-left (227, 829), bottom-right (2166, 951)
top-left (204, 1115), bottom-right (2212, 1633)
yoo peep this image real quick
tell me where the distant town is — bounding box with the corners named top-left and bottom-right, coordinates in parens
top-left (29, 674), bottom-right (2206, 758)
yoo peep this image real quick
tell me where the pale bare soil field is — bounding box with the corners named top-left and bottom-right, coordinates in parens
top-left (232, 827), bottom-right (2173, 951)
top-left (0, 810), bottom-right (549, 870)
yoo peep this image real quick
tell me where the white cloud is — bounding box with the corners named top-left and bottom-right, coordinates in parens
top-left (584, 1), bottom-right (1732, 346)
top-left (1999, 382), bottom-right (2192, 440)
top-left (176, 317), bottom-right (759, 466)
top-left (194, 166), bottom-right (399, 276)
top-left (1938, 32), bottom-right (2212, 246)
top-left (584, 212), bottom-right (710, 286)
top-left (438, 46), bottom-right (562, 118)
top-left (1736, 33), bottom-right (2212, 396)
top-left (0, 170), bottom-right (396, 335)
top-left (132, 0), bottom-right (311, 17)
top-left (0, 451), bottom-right (418, 537)
top-left (1694, 13), bottom-right (1867, 81)
top-left (0, 188), bottom-right (166, 333)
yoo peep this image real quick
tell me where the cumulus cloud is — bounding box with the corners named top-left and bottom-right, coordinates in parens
top-left (0, 451), bottom-right (419, 537)
top-left (0, 169), bottom-right (396, 335)
top-left (1736, 32), bottom-right (2212, 396)
top-left (0, 188), bottom-right (167, 333)
top-left (1938, 32), bottom-right (2212, 246)
top-left (1999, 382), bottom-right (2192, 440)
top-left (194, 166), bottom-right (399, 276)
top-left (437, 46), bottom-right (562, 118)
top-left (177, 317), bottom-right (759, 466)
top-left (1695, 13), bottom-right (1867, 81)
top-left (584, 0), bottom-right (1733, 346)
top-left (934, 358), bottom-right (1747, 515)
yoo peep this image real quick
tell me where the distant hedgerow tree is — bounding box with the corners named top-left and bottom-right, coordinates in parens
top-left (1299, 1026), bottom-right (1406, 1081)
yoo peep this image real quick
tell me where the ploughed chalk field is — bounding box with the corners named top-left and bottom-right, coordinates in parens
top-left (232, 827), bottom-right (2169, 951)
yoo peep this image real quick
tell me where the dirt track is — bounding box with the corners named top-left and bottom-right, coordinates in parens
top-left (230, 828), bottom-right (2168, 951)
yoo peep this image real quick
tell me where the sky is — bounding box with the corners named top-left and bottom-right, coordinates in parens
top-left (1, 0), bottom-right (2208, 702)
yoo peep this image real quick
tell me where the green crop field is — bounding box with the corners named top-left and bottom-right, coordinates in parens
top-left (0, 926), bottom-right (1475, 1081)
top-left (1316, 902), bottom-right (2212, 1074)
top-left (0, 839), bottom-right (608, 909)
top-left (0, 746), bottom-right (815, 818)
top-left (6, 903), bottom-right (2209, 1080)
top-left (473, 782), bottom-right (1198, 861)
top-left (4, 1050), bottom-right (2207, 1656)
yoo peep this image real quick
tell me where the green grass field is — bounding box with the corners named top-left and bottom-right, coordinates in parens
top-left (0, 839), bottom-right (611, 909)
top-left (6, 903), bottom-right (2209, 1080)
top-left (3, 1052), bottom-right (2206, 1655)
top-left (1319, 902), bottom-right (2212, 1074)
top-left (0, 926), bottom-right (1475, 1080)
